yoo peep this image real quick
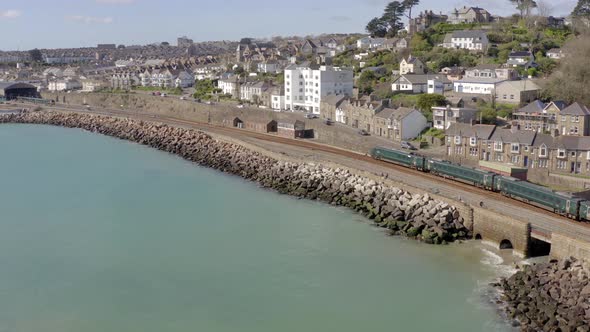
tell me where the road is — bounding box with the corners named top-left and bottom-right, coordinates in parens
top-left (7, 101), bottom-right (590, 244)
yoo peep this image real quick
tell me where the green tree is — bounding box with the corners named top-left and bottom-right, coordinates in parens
top-left (193, 79), bottom-right (216, 100)
top-left (366, 17), bottom-right (388, 37)
top-left (401, 0), bottom-right (420, 21)
top-left (358, 70), bottom-right (378, 94)
top-left (28, 49), bottom-right (43, 62)
top-left (382, 1), bottom-right (406, 37)
top-left (416, 94), bottom-right (447, 112)
top-left (572, 0), bottom-right (590, 19)
top-left (545, 35), bottom-right (590, 104)
top-left (409, 33), bottom-right (432, 53)
top-left (509, 0), bottom-right (537, 18)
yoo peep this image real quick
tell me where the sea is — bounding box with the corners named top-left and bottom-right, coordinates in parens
top-left (0, 124), bottom-right (516, 332)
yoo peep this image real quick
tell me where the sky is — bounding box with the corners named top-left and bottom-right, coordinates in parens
top-left (0, 0), bottom-right (579, 50)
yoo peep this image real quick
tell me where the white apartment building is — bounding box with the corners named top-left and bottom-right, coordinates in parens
top-left (284, 64), bottom-right (353, 114)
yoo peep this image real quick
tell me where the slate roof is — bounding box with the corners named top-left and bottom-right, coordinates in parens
top-left (375, 107), bottom-right (418, 120)
top-left (496, 80), bottom-right (540, 92)
top-left (554, 136), bottom-right (590, 150)
top-left (560, 102), bottom-right (590, 116)
top-left (508, 51), bottom-right (532, 58)
top-left (450, 30), bottom-right (487, 39)
top-left (445, 123), bottom-right (496, 139)
top-left (394, 74), bottom-right (450, 85)
top-left (489, 128), bottom-right (537, 145)
top-left (515, 100), bottom-right (546, 114)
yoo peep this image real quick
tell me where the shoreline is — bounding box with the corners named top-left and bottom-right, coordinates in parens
top-left (2, 111), bottom-right (589, 331)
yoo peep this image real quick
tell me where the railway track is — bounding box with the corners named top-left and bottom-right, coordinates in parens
top-left (14, 102), bottom-right (590, 239)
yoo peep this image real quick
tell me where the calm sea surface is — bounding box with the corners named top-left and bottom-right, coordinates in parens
top-left (0, 124), bottom-right (514, 332)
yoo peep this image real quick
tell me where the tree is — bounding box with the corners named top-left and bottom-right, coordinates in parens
top-left (401, 0), bottom-right (420, 21)
top-left (536, 0), bottom-right (552, 17)
top-left (510, 0), bottom-right (538, 18)
top-left (545, 35), bottom-right (590, 104)
top-left (572, 0), bottom-right (590, 32)
top-left (416, 94), bottom-right (447, 112)
top-left (357, 70), bottom-right (378, 94)
top-left (572, 0), bottom-right (590, 18)
top-left (28, 49), bottom-right (43, 62)
top-left (366, 17), bottom-right (388, 37)
top-left (382, 1), bottom-right (406, 37)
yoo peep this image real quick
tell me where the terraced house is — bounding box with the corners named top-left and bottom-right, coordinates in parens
top-left (513, 101), bottom-right (590, 136)
top-left (445, 123), bottom-right (590, 184)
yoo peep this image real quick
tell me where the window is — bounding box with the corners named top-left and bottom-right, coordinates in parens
top-left (538, 159), bottom-right (548, 168)
top-left (470, 137), bottom-right (477, 146)
top-left (454, 146), bottom-right (463, 154)
top-left (557, 160), bottom-right (567, 169)
top-left (495, 154), bottom-right (504, 162)
top-left (447, 137), bottom-right (451, 143)
top-left (494, 141), bottom-right (503, 152)
top-left (454, 136), bottom-right (461, 145)
top-left (574, 116), bottom-right (580, 123)
top-left (557, 149), bottom-right (566, 159)
top-left (587, 151), bottom-right (590, 160)
top-left (524, 146), bottom-right (530, 152)
top-left (571, 151), bottom-right (577, 158)
top-left (511, 143), bottom-right (520, 153)
top-left (562, 116), bottom-right (567, 122)
top-left (510, 95), bottom-right (514, 100)
top-left (511, 155), bottom-right (520, 164)
top-left (469, 148), bottom-right (478, 156)
top-left (539, 145), bottom-right (548, 157)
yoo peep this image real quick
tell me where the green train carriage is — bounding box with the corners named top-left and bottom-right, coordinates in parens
top-left (370, 147), bottom-right (426, 170)
top-left (495, 176), bottom-right (582, 219)
top-left (426, 159), bottom-right (496, 190)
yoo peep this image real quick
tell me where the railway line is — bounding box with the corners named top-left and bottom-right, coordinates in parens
top-left (10, 102), bottom-right (590, 243)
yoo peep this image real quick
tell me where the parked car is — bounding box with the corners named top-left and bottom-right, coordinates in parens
top-left (401, 141), bottom-right (417, 150)
top-left (180, 96), bottom-right (187, 100)
top-left (305, 113), bottom-right (318, 119)
top-left (358, 129), bottom-right (370, 136)
top-left (237, 104), bottom-right (244, 109)
top-left (324, 118), bottom-right (333, 125)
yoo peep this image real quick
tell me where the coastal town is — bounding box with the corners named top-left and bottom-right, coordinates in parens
top-left (2, 0), bottom-right (590, 331)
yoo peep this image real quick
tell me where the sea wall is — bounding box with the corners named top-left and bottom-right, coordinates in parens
top-left (472, 207), bottom-right (531, 257)
top-left (0, 111), bottom-right (471, 244)
top-left (551, 233), bottom-right (590, 264)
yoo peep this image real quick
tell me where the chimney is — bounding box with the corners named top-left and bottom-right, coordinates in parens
top-left (551, 129), bottom-right (559, 138)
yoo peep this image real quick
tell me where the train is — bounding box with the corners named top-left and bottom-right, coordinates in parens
top-left (370, 146), bottom-right (590, 221)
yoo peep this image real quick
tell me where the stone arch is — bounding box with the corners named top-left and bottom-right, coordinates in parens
top-left (500, 239), bottom-right (514, 250)
top-left (475, 234), bottom-right (482, 240)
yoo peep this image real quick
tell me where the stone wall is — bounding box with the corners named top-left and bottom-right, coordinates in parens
top-left (472, 207), bottom-right (531, 257)
top-left (551, 233), bottom-right (590, 263)
top-left (42, 92), bottom-right (391, 153)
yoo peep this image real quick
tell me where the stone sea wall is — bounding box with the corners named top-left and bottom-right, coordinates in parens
top-left (0, 111), bottom-right (471, 244)
top-left (498, 258), bottom-right (590, 331)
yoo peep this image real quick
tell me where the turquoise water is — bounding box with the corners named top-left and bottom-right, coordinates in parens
top-left (0, 124), bottom-right (512, 332)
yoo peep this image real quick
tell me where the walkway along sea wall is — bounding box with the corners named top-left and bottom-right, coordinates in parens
top-left (0, 111), bottom-right (471, 244)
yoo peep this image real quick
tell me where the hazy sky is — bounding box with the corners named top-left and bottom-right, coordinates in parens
top-left (0, 0), bottom-right (578, 50)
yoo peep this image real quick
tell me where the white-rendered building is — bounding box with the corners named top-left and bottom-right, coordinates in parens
top-left (442, 30), bottom-right (489, 52)
top-left (284, 64), bottom-right (353, 114)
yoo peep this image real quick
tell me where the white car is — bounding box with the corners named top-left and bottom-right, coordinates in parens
top-left (237, 104), bottom-right (244, 109)
top-left (304, 113), bottom-right (319, 119)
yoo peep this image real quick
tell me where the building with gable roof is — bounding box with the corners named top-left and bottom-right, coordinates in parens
top-left (442, 30), bottom-right (489, 52)
top-left (448, 6), bottom-right (492, 24)
top-left (399, 55), bottom-right (427, 75)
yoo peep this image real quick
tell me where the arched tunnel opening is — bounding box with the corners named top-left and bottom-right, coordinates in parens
top-left (499, 239), bottom-right (514, 250)
top-left (529, 238), bottom-right (552, 257)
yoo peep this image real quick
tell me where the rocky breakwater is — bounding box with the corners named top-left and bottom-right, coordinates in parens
top-left (0, 111), bottom-right (471, 244)
top-left (499, 258), bottom-right (590, 331)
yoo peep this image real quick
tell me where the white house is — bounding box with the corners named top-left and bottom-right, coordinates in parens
top-left (546, 48), bottom-right (564, 60)
top-left (432, 106), bottom-right (480, 130)
top-left (399, 55), bottom-right (427, 75)
top-left (47, 78), bottom-right (82, 91)
top-left (81, 79), bottom-right (105, 92)
top-left (284, 64), bottom-right (353, 114)
top-left (356, 37), bottom-right (386, 50)
top-left (442, 30), bottom-right (489, 52)
top-left (392, 74), bottom-right (452, 94)
top-left (271, 87), bottom-right (285, 111)
top-left (257, 60), bottom-right (281, 74)
top-left (218, 77), bottom-right (240, 98)
top-left (453, 77), bottom-right (505, 95)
